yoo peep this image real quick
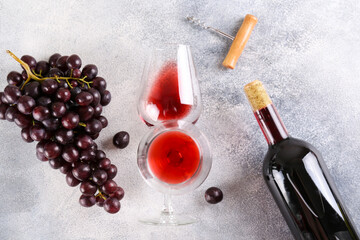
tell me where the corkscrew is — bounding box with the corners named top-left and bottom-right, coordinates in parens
top-left (186, 14), bottom-right (258, 69)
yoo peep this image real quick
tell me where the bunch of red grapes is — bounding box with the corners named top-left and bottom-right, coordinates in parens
top-left (0, 52), bottom-right (124, 214)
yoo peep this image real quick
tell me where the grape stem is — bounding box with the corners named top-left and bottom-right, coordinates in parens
top-left (96, 190), bottom-right (107, 200)
top-left (78, 122), bottom-right (87, 127)
top-left (6, 50), bottom-right (93, 90)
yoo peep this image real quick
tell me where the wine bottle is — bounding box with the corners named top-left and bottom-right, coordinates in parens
top-left (244, 80), bottom-right (359, 240)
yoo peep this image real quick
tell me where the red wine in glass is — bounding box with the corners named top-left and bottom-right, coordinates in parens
top-left (138, 44), bottom-right (202, 126)
top-left (148, 130), bottom-right (200, 185)
top-left (147, 62), bottom-right (192, 122)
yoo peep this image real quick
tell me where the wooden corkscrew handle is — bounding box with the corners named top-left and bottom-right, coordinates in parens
top-left (222, 14), bottom-right (258, 69)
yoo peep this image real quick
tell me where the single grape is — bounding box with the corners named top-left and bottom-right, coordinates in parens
top-left (49, 53), bottom-right (61, 67)
top-left (1, 92), bottom-right (9, 104)
top-left (35, 61), bottom-right (50, 76)
top-left (36, 96), bottom-right (52, 107)
top-left (89, 142), bottom-right (98, 151)
top-left (96, 151), bottom-right (107, 161)
top-left (92, 77), bottom-right (107, 93)
top-left (100, 90), bottom-right (111, 106)
top-left (78, 105), bottom-right (94, 121)
top-left (90, 133), bottom-right (99, 140)
top-left (101, 179), bottom-right (117, 195)
top-left (4, 85), bottom-right (22, 104)
top-left (0, 92), bottom-right (4, 104)
top-left (205, 187), bottom-right (223, 204)
top-left (98, 158), bottom-right (111, 170)
top-left (56, 55), bottom-right (69, 72)
top-left (70, 81), bottom-right (79, 88)
top-left (17, 95), bottom-right (36, 115)
top-left (79, 194), bottom-right (96, 207)
top-left (66, 171), bottom-right (81, 187)
top-left (106, 164), bottom-right (117, 180)
top-left (42, 118), bottom-right (60, 131)
top-left (72, 162), bottom-right (91, 181)
top-left (61, 112), bottom-right (79, 129)
top-left (93, 104), bottom-right (102, 117)
top-left (58, 80), bottom-right (69, 89)
top-left (92, 169), bottom-right (108, 186)
top-left (36, 140), bottom-right (47, 154)
top-left (81, 64), bottom-right (98, 80)
top-left (56, 88), bottom-right (71, 102)
top-left (7, 71), bottom-right (23, 86)
top-left (43, 130), bottom-right (54, 140)
top-left (0, 104), bottom-right (8, 119)
top-left (76, 134), bottom-right (94, 149)
top-left (36, 151), bottom-right (48, 162)
top-left (14, 113), bottom-right (32, 128)
top-left (29, 125), bottom-right (46, 141)
top-left (23, 81), bottom-right (41, 99)
top-left (64, 69), bottom-right (72, 77)
top-left (80, 181), bottom-right (97, 196)
top-left (49, 157), bottom-right (64, 169)
top-left (72, 69), bottom-right (82, 78)
top-left (47, 68), bottom-right (64, 77)
top-left (70, 87), bottom-right (82, 100)
top-left (43, 142), bottom-right (62, 159)
top-left (80, 148), bottom-right (96, 162)
top-left (97, 116), bottom-right (108, 128)
top-left (5, 106), bottom-right (19, 122)
top-left (32, 106), bottom-right (50, 121)
top-left (51, 102), bottom-right (66, 118)
top-left (85, 119), bottom-right (102, 134)
top-left (55, 129), bottom-right (74, 145)
top-left (104, 197), bottom-right (120, 214)
top-left (21, 55), bottom-right (37, 69)
top-left (62, 145), bottom-right (79, 163)
top-left (21, 70), bottom-right (28, 81)
top-left (109, 187), bottom-right (124, 201)
top-left (96, 196), bottom-right (105, 207)
top-left (59, 162), bottom-right (72, 174)
top-left (88, 88), bottom-right (101, 106)
top-left (113, 131), bottom-right (130, 149)
top-left (41, 79), bottom-right (59, 95)
top-left (21, 127), bottom-right (34, 143)
top-left (75, 92), bottom-right (94, 106)
top-left (66, 54), bottom-right (82, 69)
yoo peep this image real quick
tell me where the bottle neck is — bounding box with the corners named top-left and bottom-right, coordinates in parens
top-left (254, 104), bottom-right (289, 146)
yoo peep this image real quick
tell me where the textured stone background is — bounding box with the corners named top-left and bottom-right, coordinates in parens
top-left (0, 0), bottom-right (359, 239)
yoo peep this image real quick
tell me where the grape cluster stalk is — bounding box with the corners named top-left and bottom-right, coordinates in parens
top-left (0, 51), bottom-right (124, 214)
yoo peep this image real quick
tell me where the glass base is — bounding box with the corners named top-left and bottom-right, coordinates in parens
top-left (139, 212), bottom-right (198, 226)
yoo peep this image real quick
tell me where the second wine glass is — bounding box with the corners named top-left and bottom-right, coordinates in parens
top-left (138, 44), bottom-right (202, 126)
top-left (137, 121), bottom-right (212, 225)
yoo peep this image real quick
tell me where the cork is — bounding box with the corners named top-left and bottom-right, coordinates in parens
top-left (222, 14), bottom-right (258, 69)
top-left (244, 80), bottom-right (272, 112)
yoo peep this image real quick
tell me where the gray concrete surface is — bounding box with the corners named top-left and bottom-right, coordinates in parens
top-left (0, 0), bottom-right (359, 239)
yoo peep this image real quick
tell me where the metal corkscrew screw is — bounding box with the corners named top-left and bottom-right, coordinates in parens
top-left (185, 15), bottom-right (258, 69)
top-left (186, 16), bottom-right (235, 40)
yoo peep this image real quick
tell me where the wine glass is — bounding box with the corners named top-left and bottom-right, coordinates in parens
top-left (137, 121), bottom-right (212, 225)
top-left (137, 44), bottom-right (202, 126)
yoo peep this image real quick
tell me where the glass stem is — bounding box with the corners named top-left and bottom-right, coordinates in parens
top-left (161, 194), bottom-right (173, 215)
